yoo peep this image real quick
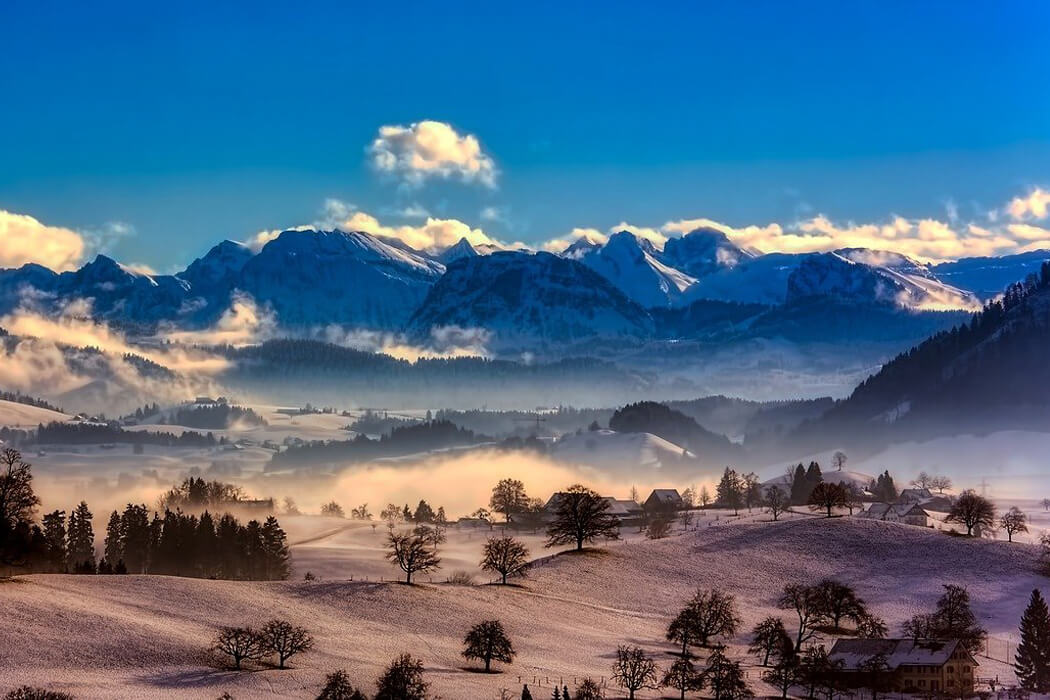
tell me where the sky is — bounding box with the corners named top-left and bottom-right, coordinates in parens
top-left (2, 1), bottom-right (1050, 271)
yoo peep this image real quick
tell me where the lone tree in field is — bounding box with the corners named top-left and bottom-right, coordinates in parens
top-left (1016, 589), bottom-right (1050, 692)
top-left (320, 501), bottom-right (345, 518)
top-left (929, 475), bottom-right (953, 494)
top-left (481, 535), bottom-right (531, 584)
top-left (462, 619), bottom-right (515, 672)
top-left (573, 679), bottom-right (603, 700)
top-left (778, 584), bottom-right (822, 651)
top-left (490, 478), bottom-right (530, 523)
top-left (544, 484), bottom-right (620, 551)
top-left (911, 471), bottom-right (933, 489)
top-left (662, 656), bottom-right (705, 699)
top-left (1000, 507), bottom-right (1029, 542)
top-left (946, 490), bottom-right (996, 536)
top-left (811, 579), bottom-right (869, 631)
top-left (612, 645), bottom-right (658, 700)
top-left (316, 669), bottom-right (367, 700)
top-left (763, 641), bottom-right (802, 699)
top-left (705, 649), bottom-right (753, 700)
top-left (385, 531), bottom-right (441, 584)
top-left (258, 619), bottom-right (313, 668)
top-left (808, 482), bottom-right (846, 518)
top-left (214, 626), bottom-right (264, 669)
top-left (0, 448), bottom-right (41, 565)
top-left (668, 588), bottom-right (742, 654)
top-left (375, 653), bottom-right (429, 700)
top-left (749, 616), bottom-right (792, 666)
top-left (764, 485), bottom-right (788, 521)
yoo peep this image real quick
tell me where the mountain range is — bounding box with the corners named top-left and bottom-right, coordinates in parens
top-left (0, 227), bottom-right (1046, 353)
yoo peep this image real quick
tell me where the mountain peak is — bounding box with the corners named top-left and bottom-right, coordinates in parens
top-left (437, 237), bottom-right (479, 264)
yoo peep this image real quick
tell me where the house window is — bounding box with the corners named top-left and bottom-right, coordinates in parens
top-left (947, 666), bottom-right (954, 673)
top-left (919, 680), bottom-right (926, 687)
top-left (948, 680), bottom-right (955, 687)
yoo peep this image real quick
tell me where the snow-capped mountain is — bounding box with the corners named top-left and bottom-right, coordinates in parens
top-left (178, 240), bottom-right (253, 291)
top-left (406, 251), bottom-right (654, 349)
top-left (661, 227), bottom-right (756, 277)
top-left (931, 249), bottom-right (1050, 299)
top-left (0, 255), bottom-right (189, 323)
top-left (234, 229), bottom-right (445, 329)
top-left (436, 237), bottom-right (480, 264)
top-left (567, 231), bottom-right (699, 308)
top-left (787, 251), bottom-right (979, 310)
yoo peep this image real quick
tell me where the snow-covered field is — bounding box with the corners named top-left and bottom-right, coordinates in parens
top-left (2, 517), bottom-right (1040, 698)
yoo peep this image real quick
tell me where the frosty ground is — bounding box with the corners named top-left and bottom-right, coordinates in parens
top-left (1, 516), bottom-right (1041, 699)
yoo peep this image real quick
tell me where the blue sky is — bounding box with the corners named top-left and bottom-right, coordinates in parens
top-left (2, 1), bottom-right (1050, 269)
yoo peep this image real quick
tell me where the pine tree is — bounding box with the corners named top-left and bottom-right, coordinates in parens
top-left (1016, 589), bottom-right (1050, 692)
top-left (66, 501), bottom-right (95, 571)
top-left (789, 464), bottom-right (808, 505)
top-left (261, 516), bottom-right (291, 580)
top-left (42, 509), bottom-right (67, 572)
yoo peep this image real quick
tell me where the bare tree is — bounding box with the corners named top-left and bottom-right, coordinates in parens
top-left (351, 503), bottom-right (372, 520)
top-left (480, 536), bottom-right (531, 584)
top-left (544, 484), bottom-right (620, 551)
top-left (946, 490), bottom-right (996, 537)
top-left (808, 482), bottom-right (846, 518)
top-left (320, 501), bottom-right (345, 518)
top-left (385, 531), bottom-right (441, 584)
top-left (668, 589), bottom-right (741, 654)
top-left (705, 649), bottom-right (753, 700)
top-left (929, 475), bottom-right (953, 494)
top-left (811, 579), bottom-right (868, 631)
top-left (749, 616), bottom-right (792, 666)
top-left (490, 478), bottom-right (529, 524)
top-left (1000, 507), bottom-right (1028, 542)
top-left (374, 653), bottom-right (428, 700)
top-left (910, 471), bottom-right (932, 489)
top-left (699, 485), bottom-right (712, 509)
top-left (0, 449), bottom-right (40, 563)
top-left (612, 645), bottom-right (658, 700)
top-left (214, 626), bottom-right (264, 669)
top-left (764, 485), bottom-right (789, 521)
top-left (662, 656), bottom-right (705, 700)
top-left (646, 514), bottom-right (673, 539)
top-left (258, 619), bottom-right (313, 668)
top-left (316, 669), bottom-right (367, 700)
top-left (462, 619), bottom-right (515, 672)
top-left (832, 451), bottom-right (847, 472)
top-left (778, 584), bottom-right (822, 651)
top-left (1042, 498), bottom-right (1050, 512)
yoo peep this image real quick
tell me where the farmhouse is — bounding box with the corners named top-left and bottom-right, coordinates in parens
top-left (603, 497), bottom-right (645, 523)
top-left (644, 488), bottom-right (683, 511)
top-left (858, 502), bottom-right (931, 527)
top-left (828, 638), bottom-right (977, 694)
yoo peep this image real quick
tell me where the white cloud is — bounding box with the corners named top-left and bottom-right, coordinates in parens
top-left (1007, 188), bottom-right (1050, 220)
top-left (369, 120), bottom-right (497, 188)
top-left (163, 292), bottom-right (277, 346)
top-left (0, 210), bottom-right (87, 271)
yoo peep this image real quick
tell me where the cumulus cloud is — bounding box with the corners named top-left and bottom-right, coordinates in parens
top-left (163, 292), bottom-right (277, 346)
top-left (0, 210), bottom-right (87, 271)
top-left (542, 187), bottom-right (1050, 264)
top-left (369, 120), bottom-right (497, 188)
top-left (1007, 187), bottom-right (1050, 220)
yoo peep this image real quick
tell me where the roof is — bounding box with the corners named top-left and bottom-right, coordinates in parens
top-left (829, 639), bottom-right (965, 671)
top-left (860, 503), bottom-right (929, 519)
top-left (603, 497), bottom-right (644, 516)
top-left (646, 489), bottom-right (683, 503)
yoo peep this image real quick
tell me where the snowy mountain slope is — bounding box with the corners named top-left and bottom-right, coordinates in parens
top-left (177, 240), bottom-right (253, 291)
top-left (787, 251), bottom-right (979, 310)
top-left (686, 252), bottom-right (811, 304)
top-left (932, 249), bottom-right (1050, 299)
top-left (551, 428), bottom-right (698, 472)
top-left (405, 251), bottom-right (654, 349)
top-left (661, 226), bottom-right (756, 277)
top-left (568, 231), bottom-right (699, 308)
top-left (436, 237), bottom-right (480, 264)
top-left (235, 229), bottom-right (445, 329)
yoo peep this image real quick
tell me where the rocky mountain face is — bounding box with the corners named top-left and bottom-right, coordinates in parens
top-left (405, 251), bottom-right (654, 350)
